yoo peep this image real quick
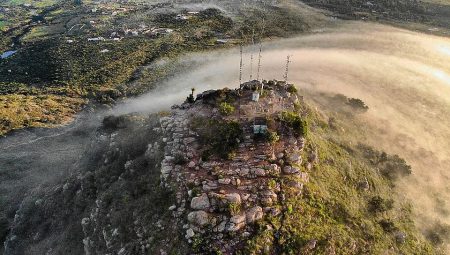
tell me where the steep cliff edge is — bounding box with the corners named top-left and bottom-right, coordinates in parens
top-left (3, 80), bottom-right (436, 254)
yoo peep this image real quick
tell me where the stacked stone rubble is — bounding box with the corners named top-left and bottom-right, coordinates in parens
top-left (156, 81), bottom-right (313, 253)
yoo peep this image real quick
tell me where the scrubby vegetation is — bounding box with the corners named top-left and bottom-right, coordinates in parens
top-left (302, 0), bottom-right (441, 25)
top-left (426, 222), bottom-right (450, 246)
top-left (369, 196), bottom-right (394, 213)
top-left (331, 94), bottom-right (369, 113)
top-left (1, 0), bottom-right (338, 136)
top-left (236, 6), bottom-right (309, 38)
top-left (0, 3), bottom-right (241, 136)
top-left (102, 115), bottom-right (131, 130)
top-left (265, 130), bottom-right (280, 144)
top-left (186, 88), bottom-right (196, 104)
top-left (356, 144), bottom-right (412, 180)
top-left (2, 83), bottom-right (442, 254)
top-left (4, 114), bottom-right (189, 254)
top-left (280, 110), bottom-right (308, 137)
top-left (191, 118), bottom-right (243, 160)
top-left (0, 93), bottom-right (84, 136)
top-left (348, 98), bottom-right (369, 112)
top-left (218, 102), bottom-right (235, 116)
top-left (286, 85), bottom-right (298, 94)
top-left (243, 101), bottom-right (435, 254)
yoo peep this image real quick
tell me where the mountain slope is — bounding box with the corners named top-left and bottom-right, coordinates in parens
top-left (3, 81), bottom-right (436, 254)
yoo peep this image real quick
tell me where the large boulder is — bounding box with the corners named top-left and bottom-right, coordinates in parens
top-left (187, 211), bottom-right (210, 226)
top-left (218, 178), bottom-right (231, 184)
top-left (230, 214), bottom-right (246, 224)
top-left (185, 228), bottom-right (195, 239)
top-left (191, 193), bottom-right (210, 210)
top-left (283, 166), bottom-right (300, 175)
top-left (227, 213), bottom-right (246, 232)
top-left (260, 190), bottom-right (277, 206)
top-left (213, 220), bottom-right (227, 233)
top-left (246, 206), bottom-right (264, 224)
top-left (202, 180), bottom-right (219, 191)
top-left (287, 152), bottom-right (302, 164)
top-left (238, 168), bottom-right (250, 177)
top-left (251, 168), bottom-right (266, 177)
top-left (224, 193), bottom-right (241, 204)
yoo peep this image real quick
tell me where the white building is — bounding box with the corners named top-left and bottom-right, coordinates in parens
top-left (252, 91), bottom-right (260, 102)
top-left (88, 37), bottom-right (105, 42)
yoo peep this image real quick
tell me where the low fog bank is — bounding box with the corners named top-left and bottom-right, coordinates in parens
top-left (115, 21), bottom-right (450, 249)
top-left (0, 109), bottom-right (103, 233)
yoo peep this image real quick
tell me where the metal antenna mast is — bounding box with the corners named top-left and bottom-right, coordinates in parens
top-left (283, 55), bottom-right (292, 84)
top-left (249, 28), bottom-right (255, 81)
top-left (239, 44), bottom-right (243, 86)
top-left (256, 43), bottom-right (262, 81)
top-left (238, 44), bottom-right (244, 120)
top-left (256, 18), bottom-right (265, 82)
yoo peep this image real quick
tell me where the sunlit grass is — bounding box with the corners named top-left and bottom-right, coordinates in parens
top-left (1, 0), bottom-right (58, 7)
top-left (0, 94), bottom-right (85, 136)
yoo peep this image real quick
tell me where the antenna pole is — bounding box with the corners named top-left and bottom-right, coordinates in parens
top-left (239, 44), bottom-right (243, 87)
top-left (256, 18), bottom-right (265, 82)
top-left (284, 55), bottom-right (292, 84)
top-left (249, 29), bottom-right (255, 81)
top-left (256, 43), bottom-right (262, 81)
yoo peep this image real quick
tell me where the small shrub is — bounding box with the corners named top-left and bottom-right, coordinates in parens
top-left (425, 222), bottom-right (450, 245)
top-left (102, 115), bottom-right (129, 130)
top-left (226, 151), bottom-right (236, 160)
top-left (379, 219), bottom-right (397, 233)
top-left (218, 102), bottom-right (235, 115)
top-left (174, 153), bottom-right (187, 165)
top-left (381, 154), bottom-right (412, 180)
top-left (194, 119), bottom-right (243, 159)
top-left (229, 202), bottom-right (241, 216)
top-left (287, 204), bottom-right (293, 214)
top-left (358, 144), bottom-right (412, 180)
top-left (191, 187), bottom-right (201, 198)
top-left (191, 236), bottom-right (204, 253)
top-left (185, 88), bottom-right (196, 104)
top-left (268, 179), bottom-right (277, 189)
top-left (348, 98), bottom-right (369, 112)
top-left (186, 94), bottom-right (195, 103)
top-left (201, 149), bottom-right (212, 161)
top-left (368, 196), bottom-right (394, 213)
top-left (280, 111), bottom-right (308, 137)
top-left (286, 85), bottom-right (297, 93)
top-left (265, 131), bottom-right (280, 144)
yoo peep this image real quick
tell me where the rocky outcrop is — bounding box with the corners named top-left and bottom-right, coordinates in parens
top-left (187, 211), bottom-right (211, 227)
top-left (156, 80), bottom-right (311, 254)
top-left (190, 193), bottom-right (210, 210)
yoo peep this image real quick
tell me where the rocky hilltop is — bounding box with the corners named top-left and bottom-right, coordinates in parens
top-left (156, 80), bottom-right (312, 253)
top-left (3, 80), bottom-right (436, 254)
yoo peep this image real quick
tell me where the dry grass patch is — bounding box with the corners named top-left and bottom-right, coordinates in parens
top-left (0, 94), bottom-right (85, 136)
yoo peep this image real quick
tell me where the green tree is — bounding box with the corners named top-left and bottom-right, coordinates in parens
top-left (186, 88), bottom-right (195, 103)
